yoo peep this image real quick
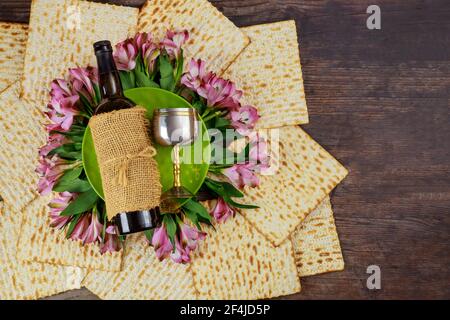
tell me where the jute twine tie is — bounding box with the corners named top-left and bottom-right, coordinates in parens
top-left (104, 146), bottom-right (157, 187)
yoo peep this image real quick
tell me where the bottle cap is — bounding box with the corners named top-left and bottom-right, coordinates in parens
top-left (113, 207), bottom-right (161, 236)
top-left (93, 40), bottom-right (113, 54)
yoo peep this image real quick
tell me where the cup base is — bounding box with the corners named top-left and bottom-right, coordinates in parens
top-left (159, 186), bottom-right (194, 211)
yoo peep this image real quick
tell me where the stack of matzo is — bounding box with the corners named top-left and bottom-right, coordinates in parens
top-left (292, 196), bottom-right (345, 277)
top-left (21, 0), bottom-right (138, 107)
top-left (0, 0), bottom-right (348, 299)
top-left (137, 0), bottom-right (249, 74)
top-left (223, 21), bottom-right (309, 128)
top-left (15, 0), bottom-right (140, 271)
top-left (0, 83), bottom-right (84, 299)
top-left (240, 126), bottom-right (348, 247)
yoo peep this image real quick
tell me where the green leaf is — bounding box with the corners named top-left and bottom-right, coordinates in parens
top-left (59, 167), bottom-right (83, 182)
top-left (221, 181), bottom-right (244, 198)
top-left (52, 167), bottom-right (87, 193)
top-left (48, 143), bottom-right (82, 160)
top-left (223, 196), bottom-right (259, 209)
top-left (56, 127), bottom-right (86, 138)
top-left (174, 51), bottom-right (184, 87)
top-left (57, 151), bottom-right (82, 160)
top-left (48, 143), bottom-right (80, 156)
top-left (159, 55), bottom-right (175, 91)
top-left (183, 208), bottom-right (200, 230)
top-left (129, 71), bottom-right (136, 88)
top-left (204, 179), bottom-right (258, 209)
top-left (135, 68), bottom-right (160, 88)
top-left (144, 229), bottom-right (155, 243)
top-left (215, 117), bottom-right (231, 128)
top-left (183, 199), bottom-right (212, 224)
top-left (192, 100), bottom-right (204, 113)
top-left (60, 189), bottom-right (99, 216)
top-left (69, 135), bottom-right (83, 143)
top-left (69, 124), bottom-right (87, 131)
top-left (101, 206), bottom-right (107, 241)
top-left (93, 84), bottom-right (101, 105)
top-left (79, 93), bottom-right (93, 116)
top-left (65, 215), bottom-right (81, 239)
top-left (53, 178), bottom-right (92, 193)
top-left (163, 214), bottom-right (177, 245)
top-left (135, 53), bottom-right (145, 72)
top-left (119, 71), bottom-right (135, 90)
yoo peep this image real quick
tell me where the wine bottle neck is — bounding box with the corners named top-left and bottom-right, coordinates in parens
top-left (96, 51), bottom-right (123, 99)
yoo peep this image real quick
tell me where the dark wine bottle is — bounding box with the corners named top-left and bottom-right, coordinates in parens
top-left (93, 40), bottom-right (160, 235)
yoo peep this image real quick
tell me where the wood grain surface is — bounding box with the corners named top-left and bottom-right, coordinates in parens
top-left (1, 0), bottom-right (449, 300)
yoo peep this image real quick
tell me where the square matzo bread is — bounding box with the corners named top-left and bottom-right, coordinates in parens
top-left (240, 126), bottom-right (348, 246)
top-left (0, 175), bottom-right (84, 299)
top-left (0, 22), bottom-right (28, 94)
top-left (137, 0), bottom-right (249, 74)
top-left (291, 196), bottom-right (345, 277)
top-left (83, 234), bottom-right (197, 299)
top-left (191, 213), bottom-right (301, 299)
top-left (0, 82), bottom-right (46, 212)
top-left (0, 82), bottom-right (123, 271)
top-left (21, 0), bottom-right (138, 107)
top-left (223, 21), bottom-right (309, 129)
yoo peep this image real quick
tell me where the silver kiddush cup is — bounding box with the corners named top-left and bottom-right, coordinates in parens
top-left (153, 108), bottom-right (199, 202)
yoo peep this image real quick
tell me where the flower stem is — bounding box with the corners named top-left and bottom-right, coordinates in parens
top-left (78, 112), bottom-right (91, 119)
top-left (202, 111), bottom-right (225, 122)
top-left (208, 168), bottom-right (223, 174)
top-left (201, 108), bottom-right (212, 119)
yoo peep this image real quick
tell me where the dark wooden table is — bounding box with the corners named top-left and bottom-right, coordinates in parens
top-left (1, 0), bottom-right (449, 300)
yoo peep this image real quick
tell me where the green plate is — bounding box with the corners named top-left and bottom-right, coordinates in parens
top-left (82, 87), bottom-right (211, 200)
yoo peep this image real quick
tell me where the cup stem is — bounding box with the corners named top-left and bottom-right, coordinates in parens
top-left (173, 144), bottom-right (181, 188)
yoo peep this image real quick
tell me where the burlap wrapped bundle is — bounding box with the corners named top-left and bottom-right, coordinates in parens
top-left (89, 107), bottom-right (161, 220)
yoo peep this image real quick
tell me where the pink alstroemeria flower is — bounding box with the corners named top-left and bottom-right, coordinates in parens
top-left (48, 192), bottom-right (75, 229)
top-left (81, 212), bottom-right (103, 245)
top-left (133, 32), bottom-right (151, 49)
top-left (152, 225), bottom-right (173, 261)
top-left (223, 163), bottom-right (260, 189)
top-left (199, 75), bottom-right (243, 109)
top-left (249, 134), bottom-right (270, 166)
top-left (45, 94), bottom-right (80, 132)
top-left (170, 236), bottom-right (191, 264)
top-left (161, 30), bottom-right (189, 59)
top-left (142, 41), bottom-right (160, 74)
top-left (114, 38), bottom-right (138, 71)
top-left (230, 105), bottom-right (260, 136)
top-left (100, 225), bottom-right (121, 254)
top-left (50, 79), bottom-right (74, 100)
top-left (47, 77), bottom-right (80, 132)
top-left (181, 58), bottom-right (211, 91)
top-left (69, 66), bottom-right (98, 102)
top-left (39, 133), bottom-right (66, 157)
top-left (179, 222), bottom-right (206, 251)
top-left (69, 214), bottom-right (91, 242)
top-left (36, 155), bottom-right (77, 195)
top-left (210, 197), bottom-right (235, 223)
